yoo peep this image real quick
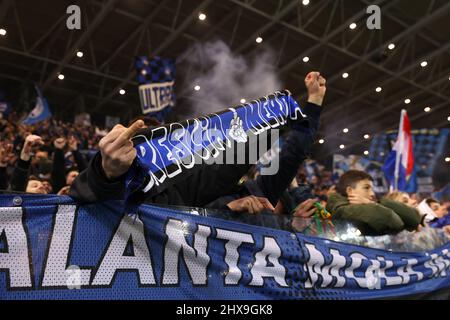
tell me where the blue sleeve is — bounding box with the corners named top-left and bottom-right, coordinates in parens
top-left (430, 214), bottom-right (450, 228)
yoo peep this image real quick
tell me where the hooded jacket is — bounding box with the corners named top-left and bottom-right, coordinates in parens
top-left (326, 193), bottom-right (422, 236)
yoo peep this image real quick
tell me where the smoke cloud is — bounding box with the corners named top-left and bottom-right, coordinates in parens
top-left (177, 40), bottom-right (283, 117)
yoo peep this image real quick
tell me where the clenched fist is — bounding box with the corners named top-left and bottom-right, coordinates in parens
top-left (304, 71), bottom-right (326, 106)
top-left (99, 120), bottom-right (145, 180)
top-left (68, 135), bottom-right (78, 151)
top-left (21, 135), bottom-right (44, 161)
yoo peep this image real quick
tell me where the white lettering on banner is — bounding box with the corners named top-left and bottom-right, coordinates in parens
top-left (344, 253), bottom-right (372, 288)
top-left (249, 237), bottom-right (288, 287)
top-left (304, 243), bottom-right (346, 288)
top-left (216, 229), bottom-right (255, 285)
top-left (424, 250), bottom-right (450, 278)
top-left (139, 81), bottom-right (174, 114)
top-left (376, 256), bottom-right (403, 286)
top-left (304, 243), bottom-right (325, 288)
top-left (327, 249), bottom-right (347, 287)
top-left (439, 249), bottom-right (450, 276)
top-left (168, 124), bottom-right (195, 169)
top-left (134, 92), bottom-right (296, 194)
top-left (397, 258), bottom-right (423, 283)
top-left (407, 258), bottom-right (425, 281)
top-left (303, 242), bottom-right (442, 289)
top-left (154, 127), bottom-right (183, 180)
top-left (163, 219), bottom-right (211, 285)
top-left (66, 265), bottom-right (82, 290)
top-left (42, 205), bottom-right (92, 288)
top-left (0, 207), bottom-right (33, 288)
top-left (91, 215), bottom-right (156, 286)
top-left (2, 205), bottom-right (450, 291)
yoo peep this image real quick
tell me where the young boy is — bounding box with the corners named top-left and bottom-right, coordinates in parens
top-left (327, 170), bottom-right (423, 236)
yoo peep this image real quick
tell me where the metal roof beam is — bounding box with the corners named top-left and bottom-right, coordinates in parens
top-left (42, 0), bottom-right (120, 90)
top-left (0, 45), bottom-right (138, 85)
top-left (320, 41), bottom-right (450, 121)
top-left (92, 0), bottom-right (214, 111)
top-left (97, 0), bottom-right (170, 72)
top-left (0, 0), bottom-right (14, 24)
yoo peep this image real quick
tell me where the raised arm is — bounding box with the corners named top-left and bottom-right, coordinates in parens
top-left (256, 72), bottom-right (326, 206)
top-left (10, 135), bottom-right (43, 192)
top-left (69, 120), bottom-right (145, 203)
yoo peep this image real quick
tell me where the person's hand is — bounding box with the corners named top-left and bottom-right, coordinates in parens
top-left (443, 225), bottom-right (450, 235)
top-left (21, 135), bottom-right (44, 161)
top-left (348, 194), bottom-right (374, 205)
top-left (53, 137), bottom-right (67, 150)
top-left (68, 135), bottom-right (78, 151)
top-left (226, 196), bottom-right (275, 215)
top-left (293, 198), bottom-right (318, 218)
top-left (290, 178), bottom-right (299, 189)
top-left (305, 71), bottom-right (326, 106)
top-left (57, 186), bottom-right (71, 195)
top-left (99, 120), bottom-right (145, 180)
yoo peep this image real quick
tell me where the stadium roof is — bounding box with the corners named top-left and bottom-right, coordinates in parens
top-left (0, 0), bottom-right (449, 160)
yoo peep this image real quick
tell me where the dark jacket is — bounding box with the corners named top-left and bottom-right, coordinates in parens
top-left (69, 102), bottom-right (322, 209)
top-left (326, 193), bottom-right (422, 236)
top-left (9, 158), bottom-right (30, 192)
top-left (0, 166), bottom-right (8, 190)
top-left (51, 149), bottom-right (67, 193)
top-left (9, 148), bottom-right (75, 194)
top-left (429, 214), bottom-right (450, 229)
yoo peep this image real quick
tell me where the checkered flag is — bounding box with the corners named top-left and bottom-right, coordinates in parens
top-left (135, 56), bottom-right (176, 122)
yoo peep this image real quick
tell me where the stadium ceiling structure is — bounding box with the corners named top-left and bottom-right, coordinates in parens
top-left (0, 0), bottom-right (449, 158)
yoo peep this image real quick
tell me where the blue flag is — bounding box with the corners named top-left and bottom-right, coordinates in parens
top-left (22, 85), bottom-right (52, 125)
top-left (0, 90), bottom-right (11, 118)
top-left (0, 101), bottom-right (10, 118)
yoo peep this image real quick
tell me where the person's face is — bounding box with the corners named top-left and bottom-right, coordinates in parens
top-left (436, 205), bottom-right (448, 218)
top-left (327, 185), bottom-right (336, 196)
top-left (429, 202), bottom-right (440, 213)
top-left (347, 179), bottom-right (375, 201)
top-left (32, 150), bottom-right (48, 165)
top-left (35, 151), bottom-right (48, 160)
top-left (430, 202), bottom-right (447, 218)
top-left (407, 195), bottom-right (417, 207)
top-left (398, 193), bottom-right (411, 205)
top-left (66, 171), bottom-right (79, 186)
top-left (26, 180), bottom-right (47, 194)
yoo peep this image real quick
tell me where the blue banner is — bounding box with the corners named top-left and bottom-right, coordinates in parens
top-left (22, 86), bottom-right (52, 125)
top-left (1, 194), bottom-right (449, 300)
top-left (128, 90), bottom-right (304, 197)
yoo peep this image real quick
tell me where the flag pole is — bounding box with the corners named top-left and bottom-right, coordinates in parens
top-left (394, 110), bottom-right (405, 190)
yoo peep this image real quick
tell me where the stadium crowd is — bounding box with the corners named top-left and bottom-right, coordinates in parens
top-left (0, 111), bottom-right (104, 195)
top-left (1, 72), bottom-right (449, 240)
